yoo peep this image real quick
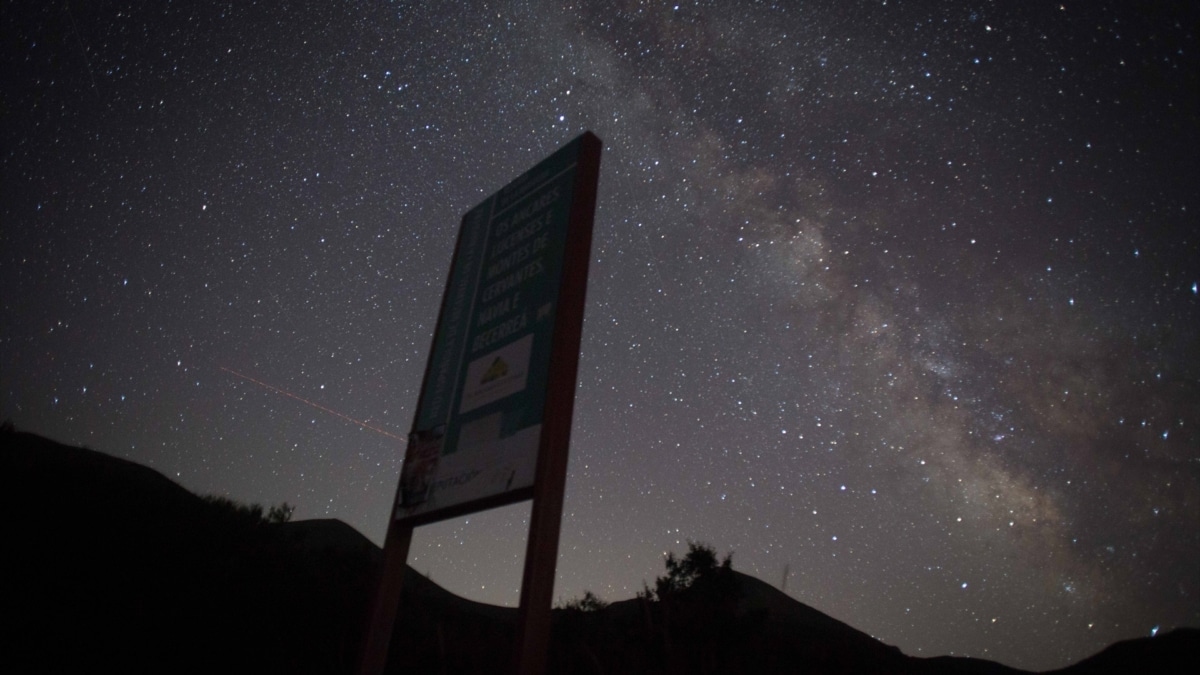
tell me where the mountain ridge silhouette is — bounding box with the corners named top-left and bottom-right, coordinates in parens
top-left (2, 427), bottom-right (1194, 673)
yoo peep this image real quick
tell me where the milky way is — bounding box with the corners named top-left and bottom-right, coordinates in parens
top-left (3, 2), bottom-right (1197, 669)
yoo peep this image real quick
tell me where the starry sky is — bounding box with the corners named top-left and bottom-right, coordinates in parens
top-left (3, 1), bottom-right (1198, 670)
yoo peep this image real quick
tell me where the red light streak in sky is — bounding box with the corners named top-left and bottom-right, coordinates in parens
top-left (219, 366), bottom-right (404, 441)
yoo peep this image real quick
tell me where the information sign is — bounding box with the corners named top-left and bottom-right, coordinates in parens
top-left (395, 132), bottom-right (601, 524)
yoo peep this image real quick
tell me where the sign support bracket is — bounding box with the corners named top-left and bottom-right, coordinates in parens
top-left (358, 521), bottom-right (413, 675)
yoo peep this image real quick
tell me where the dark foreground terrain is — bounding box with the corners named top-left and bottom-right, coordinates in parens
top-left (2, 428), bottom-right (1195, 674)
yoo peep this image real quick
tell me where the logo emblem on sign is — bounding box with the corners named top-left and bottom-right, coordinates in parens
top-left (482, 357), bottom-right (509, 384)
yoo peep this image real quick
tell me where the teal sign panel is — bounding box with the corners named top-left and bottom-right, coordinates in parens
top-left (396, 132), bottom-right (599, 522)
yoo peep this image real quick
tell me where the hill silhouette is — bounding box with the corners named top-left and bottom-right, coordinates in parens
top-left (2, 427), bottom-right (1195, 674)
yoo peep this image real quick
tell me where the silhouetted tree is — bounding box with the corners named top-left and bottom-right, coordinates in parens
top-left (559, 589), bottom-right (608, 612)
top-left (640, 540), bottom-right (734, 603)
top-left (635, 541), bottom-right (740, 674)
top-left (267, 502), bottom-right (294, 523)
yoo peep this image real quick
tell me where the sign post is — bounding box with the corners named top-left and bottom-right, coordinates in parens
top-left (358, 132), bottom-right (602, 675)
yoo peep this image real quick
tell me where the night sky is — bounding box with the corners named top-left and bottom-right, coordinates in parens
top-left (4, 1), bottom-right (1198, 670)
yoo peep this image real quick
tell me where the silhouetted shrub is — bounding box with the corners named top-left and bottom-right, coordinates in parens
top-left (203, 494), bottom-right (294, 525)
top-left (559, 589), bottom-right (608, 612)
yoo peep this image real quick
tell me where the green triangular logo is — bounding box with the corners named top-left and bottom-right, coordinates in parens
top-left (481, 357), bottom-right (508, 384)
